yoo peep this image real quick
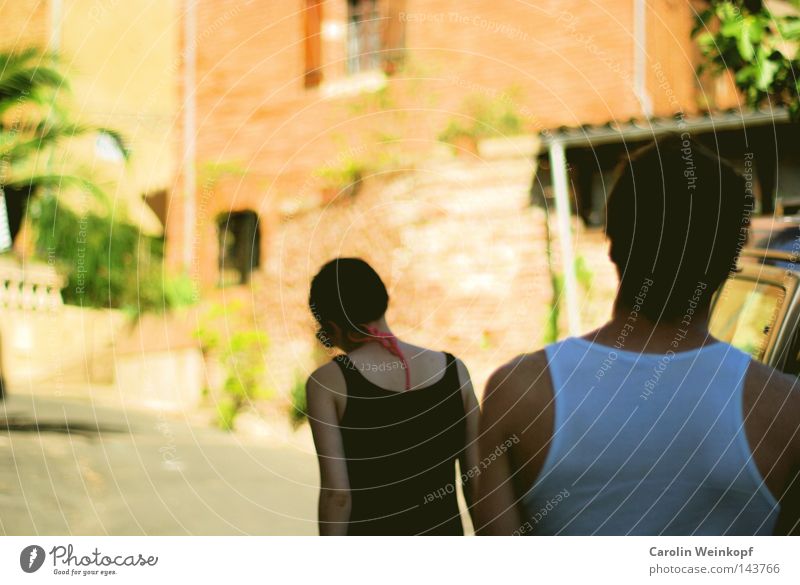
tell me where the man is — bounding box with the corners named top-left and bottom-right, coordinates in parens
top-left (476, 138), bottom-right (800, 535)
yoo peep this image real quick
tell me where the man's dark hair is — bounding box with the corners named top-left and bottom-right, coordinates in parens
top-left (309, 257), bottom-right (389, 342)
top-left (605, 136), bottom-right (751, 322)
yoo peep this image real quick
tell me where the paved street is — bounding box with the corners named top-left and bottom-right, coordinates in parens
top-left (0, 394), bottom-right (319, 535)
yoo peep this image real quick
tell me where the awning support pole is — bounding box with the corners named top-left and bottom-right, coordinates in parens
top-left (548, 139), bottom-right (581, 336)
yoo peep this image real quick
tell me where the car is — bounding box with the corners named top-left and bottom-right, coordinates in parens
top-left (709, 216), bottom-right (800, 374)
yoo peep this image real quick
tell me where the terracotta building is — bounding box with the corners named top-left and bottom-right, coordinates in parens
top-left (162, 0), bottom-right (770, 392)
top-left (170, 0), bottom-right (728, 286)
top-left (4, 2), bottom-right (796, 398)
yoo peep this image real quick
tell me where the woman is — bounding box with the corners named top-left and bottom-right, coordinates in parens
top-left (306, 257), bottom-right (479, 535)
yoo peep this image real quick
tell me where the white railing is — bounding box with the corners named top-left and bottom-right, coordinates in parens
top-left (0, 257), bottom-right (64, 311)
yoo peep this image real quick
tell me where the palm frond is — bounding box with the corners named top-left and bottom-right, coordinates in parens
top-left (0, 47), bottom-right (41, 70)
top-left (5, 172), bottom-right (111, 207)
top-left (0, 48), bottom-right (67, 111)
top-left (0, 47), bottom-right (126, 227)
top-left (0, 120), bottom-right (90, 161)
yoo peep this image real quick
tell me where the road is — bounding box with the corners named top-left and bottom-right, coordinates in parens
top-left (0, 394), bottom-right (320, 535)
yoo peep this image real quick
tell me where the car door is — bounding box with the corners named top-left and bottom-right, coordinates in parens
top-left (709, 262), bottom-right (800, 370)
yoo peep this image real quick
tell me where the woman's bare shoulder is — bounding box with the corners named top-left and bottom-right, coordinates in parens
top-left (307, 360), bottom-right (346, 393)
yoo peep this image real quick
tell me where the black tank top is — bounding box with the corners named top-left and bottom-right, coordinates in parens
top-left (335, 352), bottom-right (467, 535)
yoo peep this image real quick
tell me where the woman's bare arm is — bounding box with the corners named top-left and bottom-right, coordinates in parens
top-left (456, 358), bottom-right (480, 517)
top-left (306, 363), bottom-right (351, 536)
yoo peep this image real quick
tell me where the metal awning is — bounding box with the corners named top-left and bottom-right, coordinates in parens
top-left (539, 107), bottom-right (792, 150)
top-left (540, 107), bottom-right (794, 337)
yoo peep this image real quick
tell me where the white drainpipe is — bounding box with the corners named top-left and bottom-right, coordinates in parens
top-left (183, 0), bottom-right (198, 271)
top-left (549, 139), bottom-right (581, 336)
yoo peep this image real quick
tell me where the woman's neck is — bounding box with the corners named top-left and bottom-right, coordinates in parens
top-left (340, 318), bottom-right (395, 353)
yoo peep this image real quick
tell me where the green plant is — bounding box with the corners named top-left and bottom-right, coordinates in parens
top-left (575, 255), bottom-right (594, 290)
top-left (542, 211), bottom-right (593, 344)
top-left (542, 213), bottom-right (562, 345)
top-left (314, 155), bottom-right (368, 197)
top-left (198, 160), bottom-right (248, 190)
top-left (346, 85), bottom-right (395, 115)
top-left (288, 371), bottom-right (308, 429)
top-left (437, 118), bottom-right (477, 146)
top-left (216, 400), bottom-right (239, 432)
top-left (694, 1), bottom-right (800, 118)
top-left (216, 329), bottom-right (271, 431)
top-left (438, 89), bottom-right (527, 146)
top-left (194, 301), bottom-right (231, 355)
top-left (30, 193), bottom-right (195, 314)
top-left (195, 301), bottom-right (271, 431)
top-left (0, 48), bottom-right (186, 315)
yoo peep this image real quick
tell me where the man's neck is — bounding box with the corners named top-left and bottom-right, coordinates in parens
top-left (585, 303), bottom-right (715, 354)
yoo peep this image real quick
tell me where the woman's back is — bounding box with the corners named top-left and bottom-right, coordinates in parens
top-left (335, 350), bottom-right (466, 535)
top-left (306, 257), bottom-right (479, 535)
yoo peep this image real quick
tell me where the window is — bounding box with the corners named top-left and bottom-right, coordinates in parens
top-left (304, 0), bottom-right (323, 88)
top-left (347, 0), bottom-right (381, 75)
top-left (346, 0), bottom-right (405, 75)
top-left (217, 210), bottom-right (261, 286)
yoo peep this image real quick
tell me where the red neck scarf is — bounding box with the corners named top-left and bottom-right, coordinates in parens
top-left (351, 325), bottom-right (410, 390)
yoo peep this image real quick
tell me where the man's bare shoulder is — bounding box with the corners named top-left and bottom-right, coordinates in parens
top-left (745, 358), bottom-right (800, 406)
top-left (484, 350), bottom-right (552, 408)
top-left (745, 358), bottom-right (800, 458)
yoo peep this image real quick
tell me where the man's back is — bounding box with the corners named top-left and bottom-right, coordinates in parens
top-left (476, 336), bottom-right (800, 535)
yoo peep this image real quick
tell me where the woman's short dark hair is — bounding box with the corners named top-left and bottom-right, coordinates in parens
top-left (309, 257), bottom-right (389, 344)
top-left (606, 136), bottom-right (751, 322)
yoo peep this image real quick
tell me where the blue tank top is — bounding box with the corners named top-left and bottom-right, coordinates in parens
top-left (521, 337), bottom-right (779, 535)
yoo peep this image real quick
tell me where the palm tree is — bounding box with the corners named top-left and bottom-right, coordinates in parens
top-left (0, 47), bottom-right (127, 245)
top-left (0, 48), bottom-right (127, 400)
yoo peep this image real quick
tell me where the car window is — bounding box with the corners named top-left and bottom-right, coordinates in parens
top-left (709, 277), bottom-right (785, 361)
top-left (782, 326), bottom-right (800, 376)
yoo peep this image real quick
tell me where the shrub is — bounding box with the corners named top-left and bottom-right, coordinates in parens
top-left (288, 372), bottom-right (308, 429)
top-left (30, 193), bottom-right (195, 314)
top-left (314, 156), bottom-right (368, 199)
top-left (438, 90), bottom-right (527, 146)
top-left (195, 301), bottom-right (272, 431)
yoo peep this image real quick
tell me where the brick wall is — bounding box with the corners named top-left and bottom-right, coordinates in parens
top-left (172, 0), bottom-right (705, 280)
top-left (170, 0), bottom-right (705, 394)
top-left (245, 147), bottom-right (618, 396)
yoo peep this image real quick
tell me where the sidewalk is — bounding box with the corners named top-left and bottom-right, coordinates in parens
top-left (0, 393), bottom-right (319, 535)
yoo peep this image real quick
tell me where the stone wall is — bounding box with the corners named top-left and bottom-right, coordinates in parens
top-left (247, 146), bottom-right (618, 396)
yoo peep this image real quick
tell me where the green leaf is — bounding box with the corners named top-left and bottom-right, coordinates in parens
top-left (692, 8), bottom-right (715, 37)
top-left (734, 66), bottom-right (756, 84)
top-left (736, 22), bottom-right (755, 60)
top-left (777, 18), bottom-right (800, 39)
top-left (755, 57), bottom-right (780, 90)
top-left (696, 31), bottom-right (718, 53)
